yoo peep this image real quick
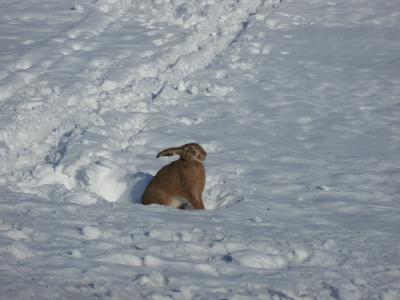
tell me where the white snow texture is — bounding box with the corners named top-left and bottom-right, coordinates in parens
top-left (0, 0), bottom-right (399, 299)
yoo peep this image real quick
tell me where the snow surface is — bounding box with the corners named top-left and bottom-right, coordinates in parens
top-left (1, 0), bottom-right (400, 299)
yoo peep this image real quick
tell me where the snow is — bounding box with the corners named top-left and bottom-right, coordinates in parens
top-left (1, 0), bottom-right (400, 299)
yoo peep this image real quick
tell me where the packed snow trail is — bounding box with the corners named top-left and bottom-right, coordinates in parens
top-left (1, 0), bottom-right (400, 299)
top-left (0, 0), bottom-right (263, 175)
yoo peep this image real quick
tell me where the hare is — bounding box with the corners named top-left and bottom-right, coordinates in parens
top-left (142, 143), bottom-right (207, 210)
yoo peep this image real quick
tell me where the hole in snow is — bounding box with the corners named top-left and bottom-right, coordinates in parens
top-left (126, 172), bottom-right (153, 204)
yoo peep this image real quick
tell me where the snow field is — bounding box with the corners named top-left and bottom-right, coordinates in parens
top-left (0, 190), bottom-right (358, 299)
top-left (1, 0), bottom-right (400, 298)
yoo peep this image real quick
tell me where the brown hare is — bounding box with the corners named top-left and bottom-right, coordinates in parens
top-left (142, 143), bottom-right (206, 210)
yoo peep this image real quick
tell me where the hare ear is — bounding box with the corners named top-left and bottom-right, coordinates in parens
top-left (156, 147), bottom-right (181, 158)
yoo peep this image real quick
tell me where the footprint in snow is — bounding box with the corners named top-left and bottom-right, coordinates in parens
top-left (15, 58), bottom-right (32, 70)
top-left (134, 272), bottom-right (169, 288)
top-left (80, 225), bottom-right (102, 240)
top-left (3, 242), bottom-right (36, 260)
top-left (146, 228), bottom-right (181, 242)
top-left (95, 253), bottom-right (142, 267)
top-left (231, 250), bottom-right (289, 270)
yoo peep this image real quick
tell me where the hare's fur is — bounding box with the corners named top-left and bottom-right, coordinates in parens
top-left (142, 143), bottom-right (206, 210)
